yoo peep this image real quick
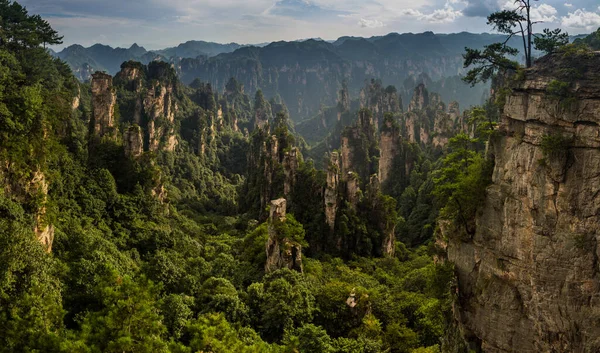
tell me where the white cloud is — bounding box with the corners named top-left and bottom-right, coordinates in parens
top-left (530, 4), bottom-right (558, 22)
top-left (561, 8), bottom-right (600, 30)
top-left (402, 4), bottom-right (462, 24)
top-left (358, 18), bottom-right (385, 28)
top-left (564, 3), bottom-right (573, 7)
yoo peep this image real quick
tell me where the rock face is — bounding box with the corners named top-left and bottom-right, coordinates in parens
top-left (325, 152), bottom-right (341, 231)
top-left (408, 83), bottom-right (429, 112)
top-left (124, 125), bottom-right (144, 158)
top-left (341, 109), bottom-right (377, 183)
top-left (91, 72), bottom-right (117, 137)
top-left (346, 172), bottom-right (361, 208)
top-left (113, 62), bottom-right (180, 153)
top-left (379, 116), bottom-right (401, 187)
top-left (265, 198), bottom-right (303, 273)
top-left (283, 147), bottom-right (300, 198)
top-left (359, 79), bottom-right (403, 125)
top-left (144, 81), bottom-right (178, 152)
top-left (30, 171), bottom-right (54, 252)
top-left (446, 53), bottom-right (600, 352)
top-left (254, 91), bottom-right (272, 129)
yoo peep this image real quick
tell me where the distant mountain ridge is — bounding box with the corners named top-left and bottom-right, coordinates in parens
top-left (55, 31), bottom-right (588, 121)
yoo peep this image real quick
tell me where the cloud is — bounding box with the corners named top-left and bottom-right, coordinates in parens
top-left (403, 4), bottom-right (462, 23)
top-left (561, 8), bottom-right (600, 30)
top-left (564, 3), bottom-right (573, 7)
top-left (530, 4), bottom-right (558, 22)
top-left (358, 18), bottom-right (385, 28)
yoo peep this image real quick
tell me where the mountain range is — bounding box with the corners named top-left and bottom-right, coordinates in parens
top-left (53, 31), bottom-right (588, 122)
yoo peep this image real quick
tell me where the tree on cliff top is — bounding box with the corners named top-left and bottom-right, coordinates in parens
top-left (0, 0), bottom-right (63, 49)
top-left (463, 0), bottom-right (568, 85)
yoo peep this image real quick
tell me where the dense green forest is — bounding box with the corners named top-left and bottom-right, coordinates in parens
top-left (2, 1), bottom-right (597, 352)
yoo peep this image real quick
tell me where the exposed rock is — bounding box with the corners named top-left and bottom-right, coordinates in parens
top-left (283, 147), bottom-right (300, 198)
top-left (124, 125), bottom-right (144, 158)
top-left (325, 152), bottom-right (341, 231)
top-left (379, 116), bottom-right (401, 186)
top-left (432, 110), bottom-right (454, 149)
top-left (254, 91), bottom-right (272, 129)
top-left (337, 81), bottom-right (350, 121)
top-left (346, 172), bottom-right (361, 208)
top-left (91, 72), bottom-right (117, 137)
top-left (72, 87), bottom-right (81, 110)
top-left (360, 79), bottom-right (403, 124)
top-left (445, 52), bottom-right (600, 353)
top-left (448, 101), bottom-right (460, 122)
top-left (341, 109), bottom-right (377, 183)
top-left (30, 171), bottom-right (53, 252)
top-left (144, 81), bottom-right (178, 152)
top-left (408, 83), bottom-right (429, 112)
top-left (265, 198), bottom-right (303, 273)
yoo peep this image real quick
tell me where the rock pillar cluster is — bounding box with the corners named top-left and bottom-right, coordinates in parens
top-left (265, 198), bottom-right (303, 273)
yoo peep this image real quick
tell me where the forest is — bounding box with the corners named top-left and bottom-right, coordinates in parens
top-left (1, 0), bottom-right (599, 352)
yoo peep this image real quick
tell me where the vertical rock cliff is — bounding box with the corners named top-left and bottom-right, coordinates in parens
top-left (91, 72), bottom-right (117, 137)
top-left (445, 52), bottom-right (600, 352)
top-left (265, 198), bottom-right (303, 273)
top-left (379, 114), bottom-right (401, 187)
top-left (325, 152), bottom-right (340, 231)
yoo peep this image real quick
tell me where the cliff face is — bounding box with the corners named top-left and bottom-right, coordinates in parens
top-left (114, 62), bottom-right (180, 153)
top-left (340, 109), bottom-right (377, 183)
top-left (401, 84), bottom-right (461, 148)
top-left (91, 72), bottom-right (117, 137)
top-left (265, 198), bottom-right (303, 273)
top-left (379, 117), bottom-right (401, 187)
top-left (325, 152), bottom-right (340, 231)
top-left (446, 52), bottom-right (600, 352)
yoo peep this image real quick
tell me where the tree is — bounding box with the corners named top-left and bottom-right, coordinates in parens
top-left (78, 274), bottom-right (169, 353)
top-left (534, 28), bottom-right (569, 54)
top-left (463, 0), bottom-right (567, 85)
top-left (0, 1), bottom-right (63, 49)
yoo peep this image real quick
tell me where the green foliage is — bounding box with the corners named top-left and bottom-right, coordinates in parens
top-left (463, 1), bottom-right (560, 84)
top-left (540, 133), bottom-right (571, 157)
top-left (534, 28), bottom-right (569, 55)
top-left (0, 4), bottom-right (468, 352)
top-left (0, 0), bottom-right (63, 49)
top-left (573, 27), bottom-right (600, 50)
top-left (462, 43), bottom-right (519, 86)
top-left (250, 269), bottom-right (316, 341)
top-left (271, 213), bottom-right (307, 247)
top-left (78, 273), bottom-right (169, 353)
top-left (433, 134), bottom-right (493, 236)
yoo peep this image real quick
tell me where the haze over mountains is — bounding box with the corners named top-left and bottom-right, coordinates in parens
top-left (53, 31), bottom-right (586, 122)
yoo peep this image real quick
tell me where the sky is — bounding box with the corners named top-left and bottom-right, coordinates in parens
top-left (19, 0), bottom-right (600, 50)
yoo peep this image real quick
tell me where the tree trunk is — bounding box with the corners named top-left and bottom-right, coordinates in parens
top-left (526, 0), bottom-right (532, 67)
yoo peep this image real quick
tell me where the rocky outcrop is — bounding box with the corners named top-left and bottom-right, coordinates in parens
top-left (338, 81), bottom-right (350, 121)
top-left (254, 90), bottom-right (272, 129)
top-left (360, 79), bottom-right (403, 125)
top-left (30, 171), bottom-right (53, 252)
top-left (265, 198), bottom-right (303, 273)
top-left (346, 172), bottom-right (361, 208)
top-left (445, 52), bottom-right (600, 352)
top-left (325, 152), bottom-right (340, 231)
top-left (144, 80), bottom-right (178, 152)
top-left (408, 83), bottom-right (429, 112)
top-left (91, 72), bottom-right (117, 137)
top-left (379, 116), bottom-right (401, 186)
top-left (283, 147), bottom-right (300, 198)
top-left (124, 125), bottom-right (144, 158)
top-left (448, 101), bottom-right (460, 121)
top-left (341, 109), bottom-right (377, 183)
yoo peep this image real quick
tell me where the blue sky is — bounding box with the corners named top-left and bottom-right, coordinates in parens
top-left (20, 0), bottom-right (600, 49)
